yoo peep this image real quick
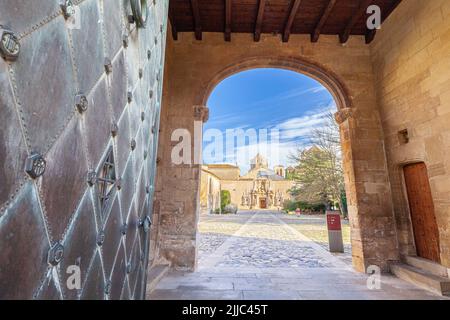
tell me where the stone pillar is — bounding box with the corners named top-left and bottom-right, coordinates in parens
top-left (157, 105), bottom-right (209, 271)
top-left (336, 108), bottom-right (399, 272)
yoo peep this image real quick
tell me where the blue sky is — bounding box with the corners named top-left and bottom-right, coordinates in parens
top-left (203, 68), bottom-right (336, 174)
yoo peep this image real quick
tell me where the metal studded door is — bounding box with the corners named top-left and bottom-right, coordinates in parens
top-left (0, 0), bottom-right (168, 300)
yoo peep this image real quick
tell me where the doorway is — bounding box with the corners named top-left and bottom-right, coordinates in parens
top-left (403, 163), bottom-right (441, 263)
top-left (259, 198), bottom-right (267, 209)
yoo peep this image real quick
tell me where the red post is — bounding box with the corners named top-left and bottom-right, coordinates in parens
top-left (326, 211), bottom-right (344, 253)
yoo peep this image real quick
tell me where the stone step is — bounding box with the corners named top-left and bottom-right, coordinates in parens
top-left (145, 264), bottom-right (170, 298)
top-left (390, 262), bottom-right (450, 296)
top-left (404, 256), bottom-right (449, 278)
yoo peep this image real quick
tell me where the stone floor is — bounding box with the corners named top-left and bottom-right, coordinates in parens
top-left (148, 211), bottom-right (446, 300)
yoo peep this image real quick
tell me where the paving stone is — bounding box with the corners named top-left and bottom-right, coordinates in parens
top-left (149, 210), bottom-right (447, 300)
top-left (242, 290), bottom-right (302, 300)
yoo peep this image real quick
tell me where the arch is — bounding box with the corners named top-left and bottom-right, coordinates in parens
top-left (193, 56), bottom-right (362, 268)
top-left (198, 56), bottom-right (352, 111)
top-left (157, 50), bottom-right (398, 273)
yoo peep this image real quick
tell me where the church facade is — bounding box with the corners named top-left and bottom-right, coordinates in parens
top-left (200, 155), bottom-right (294, 213)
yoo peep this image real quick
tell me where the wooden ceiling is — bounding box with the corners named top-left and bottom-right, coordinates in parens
top-left (168, 0), bottom-right (402, 44)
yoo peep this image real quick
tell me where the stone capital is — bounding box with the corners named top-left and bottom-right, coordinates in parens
top-left (334, 108), bottom-right (354, 125)
top-left (193, 105), bottom-right (209, 123)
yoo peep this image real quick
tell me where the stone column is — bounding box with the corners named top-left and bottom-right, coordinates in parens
top-left (336, 108), bottom-right (399, 272)
top-left (156, 104), bottom-right (209, 271)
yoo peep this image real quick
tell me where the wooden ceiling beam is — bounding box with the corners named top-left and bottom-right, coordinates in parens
top-left (339, 0), bottom-right (373, 44)
top-left (311, 0), bottom-right (336, 43)
top-left (254, 0), bottom-right (266, 42)
top-left (168, 5), bottom-right (178, 41)
top-left (225, 0), bottom-right (232, 41)
top-left (283, 0), bottom-right (302, 43)
top-left (190, 0), bottom-right (202, 40)
top-left (171, 0), bottom-right (402, 45)
top-left (387, 0), bottom-right (403, 16)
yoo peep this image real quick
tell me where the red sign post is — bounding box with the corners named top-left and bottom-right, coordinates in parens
top-left (326, 211), bottom-right (344, 253)
top-left (327, 213), bottom-right (342, 231)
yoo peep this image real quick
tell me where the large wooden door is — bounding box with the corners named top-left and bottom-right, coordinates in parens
top-left (403, 163), bottom-right (441, 263)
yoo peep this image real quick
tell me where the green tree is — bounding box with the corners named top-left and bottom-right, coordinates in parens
top-left (290, 112), bottom-right (346, 216)
top-left (220, 190), bottom-right (231, 212)
top-left (285, 169), bottom-right (296, 181)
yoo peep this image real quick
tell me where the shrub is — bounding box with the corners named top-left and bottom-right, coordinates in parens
top-left (283, 200), bottom-right (326, 214)
top-left (220, 190), bottom-right (231, 212)
top-left (283, 200), bottom-right (298, 212)
top-left (223, 204), bottom-right (238, 214)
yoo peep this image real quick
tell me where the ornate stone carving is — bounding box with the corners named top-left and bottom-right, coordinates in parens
top-left (193, 105), bottom-right (209, 123)
top-left (334, 108), bottom-right (354, 125)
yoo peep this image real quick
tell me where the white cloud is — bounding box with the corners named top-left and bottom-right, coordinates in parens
top-left (206, 114), bottom-right (248, 128)
top-left (246, 85), bottom-right (329, 110)
top-left (202, 100), bottom-right (337, 173)
top-left (274, 104), bottom-right (336, 140)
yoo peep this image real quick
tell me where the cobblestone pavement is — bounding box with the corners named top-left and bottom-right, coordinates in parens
top-left (148, 211), bottom-right (445, 300)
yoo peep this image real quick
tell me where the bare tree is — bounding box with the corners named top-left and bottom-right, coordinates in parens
top-left (289, 112), bottom-right (346, 215)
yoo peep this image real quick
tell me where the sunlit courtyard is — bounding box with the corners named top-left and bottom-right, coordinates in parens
top-left (148, 211), bottom-right (444, 300)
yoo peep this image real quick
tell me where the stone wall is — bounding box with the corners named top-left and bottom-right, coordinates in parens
top-left (156, 31), bottom-right (398, 272)
top-left (204, 164), bottom-right (241, 180)
top-left (370, 0), bottom-right (450, 267)
top-left (0, 0), bottom-right (168, 299)
top-left (200, 168), bottom-right (222, 214)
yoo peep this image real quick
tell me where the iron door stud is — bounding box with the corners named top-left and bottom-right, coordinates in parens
top-left (48, 242), bottom-right (64, 266)
top-left (0, 27), bottom-right (20, 61)
top-left (25, 153), bottom-right (46, 179)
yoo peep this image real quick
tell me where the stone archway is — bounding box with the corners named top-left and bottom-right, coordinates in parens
top-left (155, 35), bottom-right (399, 273)
top-left (195, 56), bottom-right (378, 272)
top-left (197, 56), bottom-right (352, 111)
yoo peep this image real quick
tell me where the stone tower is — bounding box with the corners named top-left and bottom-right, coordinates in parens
top-left (274, 165), bottom-right (286, 178)
top-left (250, 153), bottom-right (268, 170)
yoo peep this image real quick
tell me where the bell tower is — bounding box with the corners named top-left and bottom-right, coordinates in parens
top-left (274, 165), bottom-right (286, 178)
top-left (251, 153), bottom-right (268, 170)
